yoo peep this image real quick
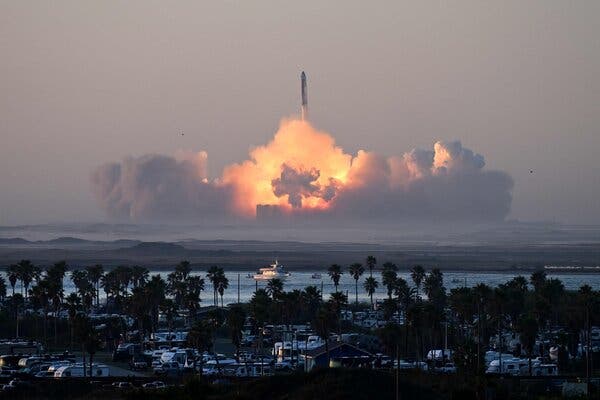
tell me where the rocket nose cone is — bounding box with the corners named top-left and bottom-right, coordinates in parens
top-left (301, 71), bottom-right (306, 79)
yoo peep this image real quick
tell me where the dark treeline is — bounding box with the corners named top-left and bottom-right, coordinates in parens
top-left (1, 257), bottom-right (599, 382)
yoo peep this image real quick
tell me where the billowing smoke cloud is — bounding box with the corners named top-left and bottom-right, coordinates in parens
top-left (271, 164), bottom-right (339, 208)
top-left (91, 119), bottom-right (513, 222)
top-left (91, 151), bottom-right (231, 220)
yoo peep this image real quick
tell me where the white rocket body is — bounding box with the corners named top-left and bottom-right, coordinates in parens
top-left (301, 71), bottom-right (308, 120)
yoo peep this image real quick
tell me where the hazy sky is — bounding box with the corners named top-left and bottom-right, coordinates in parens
top-left (1, 1), bottom-right (599, 225)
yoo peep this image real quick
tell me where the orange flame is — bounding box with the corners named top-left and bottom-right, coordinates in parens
top-left (222, 118), bottom-right (353, 216)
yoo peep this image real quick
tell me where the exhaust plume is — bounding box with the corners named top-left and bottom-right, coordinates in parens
top-left (91, 118), bottom-right (513, 222)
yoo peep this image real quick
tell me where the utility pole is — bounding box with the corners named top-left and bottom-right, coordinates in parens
top-left (395, 343), bottom-right (400, 400)
top-left (237, 273), bottom-right (240, 303)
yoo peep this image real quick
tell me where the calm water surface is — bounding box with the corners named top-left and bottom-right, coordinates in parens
top-left (3, 270), bottom-right (600, 306)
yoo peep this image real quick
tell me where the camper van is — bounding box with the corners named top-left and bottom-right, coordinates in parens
top-left (54, 363), bottom-right (109, 378)
top-left (222, 363), bottom-right (273, 377)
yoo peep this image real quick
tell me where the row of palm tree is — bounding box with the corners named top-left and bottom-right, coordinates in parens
top-left (325, 258), bottom-right (429, 309)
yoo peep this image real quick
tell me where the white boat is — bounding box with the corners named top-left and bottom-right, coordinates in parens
top-left (311, 273), bottom-right (322, 279)
top-left (253, 260), bottom-right (290, 280)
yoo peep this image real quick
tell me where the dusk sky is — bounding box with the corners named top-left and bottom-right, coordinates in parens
top-left (1, 1), bottom-right (599, 225)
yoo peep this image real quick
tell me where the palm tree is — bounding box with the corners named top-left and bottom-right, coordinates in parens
top-left (7, 264), bottom-right (18, 296)
top-left (71, 270), bottom-right (94, 311)
top-left (46, 261), bottom-right (68, 345)
top-left (85, 264), bottom-right (104, 307)
top-left (328, 291), bottom-right (348, 335)
top-left (366, 256), bottom-right (377, 277)
top-left (160, 299), bottom-right (178, 334)
top-left (348, 263), bottom-right (364, 305)
top-left (302, 286), bottom-right (322, 319)
top-left (128, 285), bottom-right (151, 335)
top-left (578, 284), bottom-right (595, 386)
top-left (131, 266), bottom-right (149, 288)
top-left (394, 277), bottom-right (415, 315)
top-left (187, 320), bottom-right (214, 374)
top-left (313, 305), bottom-right (336, 367)
top-left (185, 275), bottom-right (205, 319)
top-left (0, 276), bottom-right (6, 300)
top-left (206, 266), bottom-right (222, 307)
top-left (227, 305), bottom-right (246, 361)
top-left (146, 275), bottom-right (166, 331)
top-left (64, 293), bottom-right (81, 350)
top-left (217, 275), bottom-right (229, 308)
top-left (381, 262), bottom-right (398, 299)
top-left (18, 260), bottom-right (40, 300)
top-left (411, 265), bottom-right (425, 300)
top-left (517, 314), bottom-right (539, 376)
top-left (29, 280), bottom-right (51, 345)
top-left (266, 278), bottom-right (284, 300)
top-left (327, 264), bottom-right (343, 293)
top-left (113, 265), bottom-right (133, 298)
top-left (174, 260), bottom-right (192, 280)
top-left (530, 270), bottom-right (547, 292)
top-left (364, 276), bottom-right (379, 308)
top-left (101, 270), bottom-right (120, 310)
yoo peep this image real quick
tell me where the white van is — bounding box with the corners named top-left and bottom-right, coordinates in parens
top-left (54, 363), bottom-right (109, 378)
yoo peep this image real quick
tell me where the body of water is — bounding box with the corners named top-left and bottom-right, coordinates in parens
top-left (2, 270), bottom-right (599, 306)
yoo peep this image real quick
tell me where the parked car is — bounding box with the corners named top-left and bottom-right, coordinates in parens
top-left (129, 357), bottom-right (148, 371)
top-left (438, 363), bottom-right (457, 373)
top-left (143, 381), bottom-right (166, 389)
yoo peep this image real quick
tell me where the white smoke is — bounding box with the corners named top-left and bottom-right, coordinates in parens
top-left (91, 136), bottom-right (513, 222)
top-left (90, 152), bottom-right (231, 220)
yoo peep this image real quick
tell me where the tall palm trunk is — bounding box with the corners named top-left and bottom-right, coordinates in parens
top-left (89, 352), bottom-right (94, 377)
top-left (82, 344), bottom-right (87, 377)
top-left (355, 280), bottom-right (359, 304)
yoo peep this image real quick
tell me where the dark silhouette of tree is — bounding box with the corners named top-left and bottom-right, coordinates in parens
top-left (377, 323), bottom-right (403, 365)
top-left (131, 266), bottom-right (149, 288)
top-left (329, 291), bottom-right (348, 335)
top-left (46, 261), bottom-right (68, 345)
top-left (7, 264), bottom-right (18, 296)
top-left (381, 262), bottom-right (398, 300)
top-left (411, 265), bottom-right (425, 300)
top-left (101, 269), bottom-right (120, 310)
top-left (206, 265), bottom-right (223, 307)
top-left (302, 286), bottom-right (322, 319)
top-left (0, 276), bottom-right (6, 300)
top-left (227, 305), bottom-right (246, 361)
top-left (517, 314), bottom-right (539, 376)
top-left (128, 286), bottom-right (151, 335)
top-left (17, 260), bottom-right (40, 300)
top-left (530, 270), bottom-right (547, 293)
top-left (363, 276), bottom-right (378, 307)
top-left (160, 298), bottom-right (178, 334)
top-left (70, 270), bottom-right (94, 312)
top-left (168, 261), bottom-right (193, 307)
top-left (85, 264), bottom-right (104, 307)
top-left (348, 263), bottom-right (364, 305)
top-left (10, 294), bottom-right (24, 339)
top-left (366, 256), bottom-right (377, 277)
top-left (64, 292), bottom-right (81, 351)
top-left (327, 264), bottom-right (343, 293)
top-left (406, 302), bottom-right (425, 361)
top-left (313, 305), bottom-right (336, 367)
top-left (394, 277), bottom-right (415, 315)
top-left (185, 275), bottom-right (205, 318)
top-left (217, 274), bottom-right (229, 308)
top-left (266, 278), bottom-right (284, 300)
top-left (145, 275), bottom-right (166, 332)
top-left (187, 320), bottom-right (214, 374)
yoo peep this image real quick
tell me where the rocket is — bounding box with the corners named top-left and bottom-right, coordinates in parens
top-left (301, 71), bottom-right (308, 120)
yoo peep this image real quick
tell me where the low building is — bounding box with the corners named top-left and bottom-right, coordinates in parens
top-left (302, 341), bottom-right (373, 371)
